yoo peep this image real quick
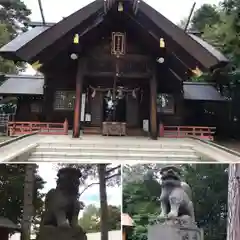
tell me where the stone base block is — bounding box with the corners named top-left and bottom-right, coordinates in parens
top-left (148, 223), bottom-right (203, 240)
top-left (37, 225), bottom-right (87, 240)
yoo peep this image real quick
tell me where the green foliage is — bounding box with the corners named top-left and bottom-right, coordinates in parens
top-left (0, 0), bottom-right (31, 74)
top-left (79, 204), bottom-right (121, 233)
top-left (182, 164), bottom-right (228, 240)
top-left (123, 166), bottom-right (161, 240)
top-left (123, 164), bottom-right (228, 240)
top-left (191, 4), bottom-right (220, 32)
top-left (0, 164), bottom-right (45, 226)
top-left (0, 0), bottom-right (31, 37)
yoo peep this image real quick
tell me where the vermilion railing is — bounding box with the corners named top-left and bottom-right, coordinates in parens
top-left (159, 124), bottom-right (216, 141)
top-left (7, 119), bottom-right (68, 136)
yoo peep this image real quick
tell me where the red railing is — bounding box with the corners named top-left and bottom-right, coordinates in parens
top-left (159, 124), bottom-right (216, 140)
top-left (7, 119), bottom-right (68, 136)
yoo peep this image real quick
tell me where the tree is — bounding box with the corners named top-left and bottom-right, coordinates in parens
top-left (123, 164), bottom-right (228, 240)
top-left (0, 164), bottom-right (45, 229)
top-left (226, 164), bottom-right (240, 240)
top-left (191, 4), bottom-right (220, 32)
top-left (177, 17), bottom-right (189, 29)
top-left (0, 0), bottom-right (31, 74)
top-left (79, 204), bottom-right (101, 233)
top-left (0, 0), bottom-right (31, 36)
top-left (79, 204), bottom-right (121, 233)
top-left (0, 24), bottom-right (18, 73)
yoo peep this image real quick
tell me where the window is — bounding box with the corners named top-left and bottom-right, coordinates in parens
top-left (54, 91), bottom-right (75, 110)
top-left (157, 94), bottom-right (175, 114)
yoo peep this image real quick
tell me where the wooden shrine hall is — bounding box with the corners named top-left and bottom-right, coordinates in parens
top-left (0, 0), bottom-right (229, 139)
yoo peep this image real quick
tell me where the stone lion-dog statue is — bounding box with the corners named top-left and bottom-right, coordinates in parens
top-left (41, 167), bottom-right (85, 228)
top-left (159, 165), bottom-right (195, 222)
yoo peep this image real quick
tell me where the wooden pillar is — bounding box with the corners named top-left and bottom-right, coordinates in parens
top-left (21, 164), bottom-right (35, 240)
top-left (122, 229), bottom-right (126, 240)
top-left (42, 78), bottom-right (51, 122)
top-left (73, 60), bottom-right (84, 138)
top-left (150, 71), bottom-right (158, 140)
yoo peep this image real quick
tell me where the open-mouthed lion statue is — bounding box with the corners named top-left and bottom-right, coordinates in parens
top-left (159, 165), bottom-right (195, 222)
top-left (41, 167), bottom-right (85, 228)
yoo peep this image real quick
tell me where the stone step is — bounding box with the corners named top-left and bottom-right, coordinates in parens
top-left (27, 157), bottom-right (200, 163)
top-left (34, 146), bottom-right (196, 155)
top-left (30, 151), bottom-right (200, 160)
top-left (37, 142), bottom-right (194, 149)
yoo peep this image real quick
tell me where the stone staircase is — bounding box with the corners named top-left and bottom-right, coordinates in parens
top-left (28, 139), bottom-right (203, 162)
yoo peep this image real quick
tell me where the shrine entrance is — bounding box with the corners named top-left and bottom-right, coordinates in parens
top-left (102, 90), bottom-right (127, 122)
top-left (86, 78), bottom-right (144, 136)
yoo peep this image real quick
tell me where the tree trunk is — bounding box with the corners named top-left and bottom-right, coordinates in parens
top-left (227, 164), bottom-right (240, 240)
top-left (98, 164), bottom-right (109, 240)
top-left (21, 164), bottom-right (36, 240)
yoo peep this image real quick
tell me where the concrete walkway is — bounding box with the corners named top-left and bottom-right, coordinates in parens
top-left (0, 135), bottom-right (240, 163)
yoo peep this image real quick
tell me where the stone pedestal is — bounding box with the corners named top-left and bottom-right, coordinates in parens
top-left (37, 226), bottom-right (87, 240)
top-left (148, 222), bottom-right (203, 240)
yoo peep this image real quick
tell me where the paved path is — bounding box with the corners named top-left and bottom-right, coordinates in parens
top-left (0, 135), bottom-right (45, 162)
top-left (0, 135), bottom-right (240, 163)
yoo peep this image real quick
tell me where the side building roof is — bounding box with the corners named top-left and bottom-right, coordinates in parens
top-left (0, 74), bottom-right (44, 95)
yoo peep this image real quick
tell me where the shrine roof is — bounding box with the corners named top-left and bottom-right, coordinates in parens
top-left (0, 0), bottom-right (229, 69)
top-left (0, 26), bottom-right (49, 60)
top-left (183, 82), bottom-right (227, 101)
top-left (188, 34), bottom-right (228, 63)
top-left (0, 75), bottom-right (44, 95)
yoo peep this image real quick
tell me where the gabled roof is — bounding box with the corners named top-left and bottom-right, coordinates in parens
top-left (0, 26), bottom-right (49, 60)
top-left (0, 0), bottom-right (229, 69)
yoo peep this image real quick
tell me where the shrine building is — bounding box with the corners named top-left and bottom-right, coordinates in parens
top-left (0, 0), bottom-right (229, 139)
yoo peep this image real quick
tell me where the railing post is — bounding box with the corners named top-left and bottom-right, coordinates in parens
top-left (13, 122), bottom-right (16, 136)
top-left (63, 118), bottom-right (68, 135)
top-left (159, 123), bottom-right (164, 137)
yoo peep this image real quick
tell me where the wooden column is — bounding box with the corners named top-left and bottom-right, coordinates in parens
top-left (150, 70), bottom-right (158, 140)
top-left (73, 60), bottom-right (84, 138)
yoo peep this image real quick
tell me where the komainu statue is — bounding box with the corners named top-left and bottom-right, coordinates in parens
top-left (159, 165), bottom-right (195, 223)
top-left (37, 167), bottom-right (87, 240)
